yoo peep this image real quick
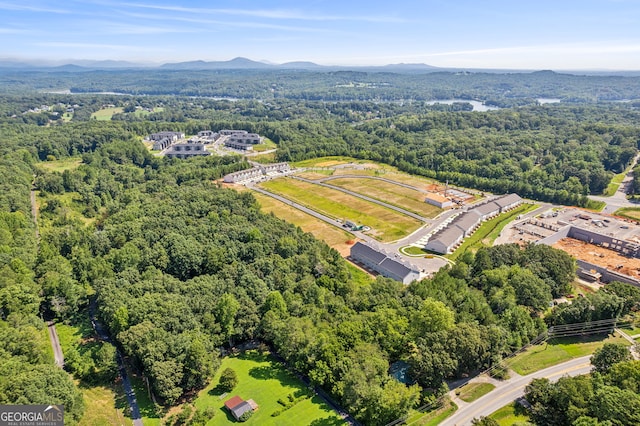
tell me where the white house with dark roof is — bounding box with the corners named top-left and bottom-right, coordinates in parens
top-left (350, 242), bottom-right (421, 284)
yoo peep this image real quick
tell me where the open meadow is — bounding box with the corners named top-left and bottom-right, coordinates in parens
top-left (253, 192), bottom-right (356, 256)
top-left (192, 350), bottom-right (344, 426)
top-left (260, 177), bottom-right (423, 242)
top-left (328, 177), bottom-right (442, 218)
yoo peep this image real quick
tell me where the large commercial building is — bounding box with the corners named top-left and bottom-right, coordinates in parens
top-left (350, 242), bottom-right (421, 285)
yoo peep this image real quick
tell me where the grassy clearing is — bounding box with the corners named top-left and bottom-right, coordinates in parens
top-left (292, 156), bottom-right (358, 168)
top-left (328, 177), bottom-right (442, 218)
top-left (614, 207), bottom-right (640, 222)
top-left (79, 383), bottom-right (134, 426)
top-left (296, 170), bottom-right (335, 180)
top-left (56, 316), bottom-right (134, 426)
top-left (603, 167), bottom-right (630, 196)
top-left (456, 383), bottom-right (495, 403)
top-left (506, 333), bottom-right (628, 375)
top-left (405, 399), bottom-right (457, 426)
top-left (62, 112), bottom-right (73, 122)
top-left (252, 137), bottom-right (277, 152)
top-left (249, 152), bottom-right (277, 164)
top-left (91, 107), bottom-right (124, 121)
top-left (584, 199), bottom-right (606, 212)
top-left (489, 402), bottom-right (530, 426)
top-left (260, 178), bottom-right (422, 242)
top-left (448, 204), bottom-right (537, 261)
top-left (192, 350), bottom-right (343, 425)
top-left (253, 192), bottom-right (356, 256)
top-left (38, 156), bottom-right (83, 173)
top-left (346, 262), bottom-right (374, 287)
top-left (38, 191), bottom-right (98, 226)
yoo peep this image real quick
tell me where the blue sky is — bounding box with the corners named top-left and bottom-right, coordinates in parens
top-left (2, 0), bottom-right (640, 69)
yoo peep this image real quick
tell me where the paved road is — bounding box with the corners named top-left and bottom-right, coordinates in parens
top-left (47, 321), bottom-right (64, 368)
top-left (589, 152), bottom-right (640, 214)
top-left (442, 356), bottom-right (592, 426)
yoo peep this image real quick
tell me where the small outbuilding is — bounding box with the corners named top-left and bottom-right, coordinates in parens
top-left (224, 396), bottom-right (257, 421)
top-left (425, 193), bottom-right (453, 209)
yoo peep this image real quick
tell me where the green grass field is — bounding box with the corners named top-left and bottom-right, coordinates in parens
top-left (456, 383), bottom-right (495, 403)
top-left (192, 350), bottom-right (344, 425)
top-left (252, 192), bottom-right (356, 256)
top-left (328, 177), bottom-right (442, 218)
top-left (603, 167), bottom-right (630, 196)
top-left (38, 156), bottom-right (83, 173)
top-left (448, 204), bottom-right (537, 261)
top-left (91, 107), bottom-right (124, 121)
top-left (293, 156), bottom-right (361, 168)
top-left (252, 137), bottom-right (277, 152)
top-left (506, 333), bottom-right (628, 375)
top-left (489, 402), bottom-right (530, 426)
top-left (404, 399), bottom-right (458, 426)
top-left (260, 178), bottom-right (422, 242)
top-left (614, 207), bottom-right (640, 222)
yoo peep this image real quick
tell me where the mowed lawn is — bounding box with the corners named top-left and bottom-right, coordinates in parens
top-left (194, 351), bottom-right (344, 426)
top-left (328, 177), bottom-right (442, 218)
top-left (91, 107), bottom-right (124, 121)
top-left (260, 178), bottom-right (422, 242)
top-left (506, 333), bottom-right (628, 375)
top-left (253, 192), bottom-right (356, 256)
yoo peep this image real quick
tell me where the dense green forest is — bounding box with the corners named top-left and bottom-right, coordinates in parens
top-left (1, 87), bottom-right (640, 425)
top-left (3, 68), bottom-right (640, 103)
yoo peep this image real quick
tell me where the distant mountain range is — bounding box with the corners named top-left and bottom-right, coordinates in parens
top-left (1, 57), bottom-right (639, 76)
top-left (0, 56), bottom-right (444, 73)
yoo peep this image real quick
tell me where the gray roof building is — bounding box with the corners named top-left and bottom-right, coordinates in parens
top-left (230, 401), bottom-right (253, 420)
top-left (350, 242), bottom-right (420, 285)
top-left (494, 193), bottom-right (523, 212)
top-left (474, 201), bottom-right (501, 219)
top-left (426, 227), bottom-right (464, 254)
top-left (452, 210), bottom-right (482, 237)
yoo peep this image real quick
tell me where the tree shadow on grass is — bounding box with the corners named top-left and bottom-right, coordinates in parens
top-left (309, 416), bottom-right (346, 426)
top-left (208, 384), bottom-right (229, 397)
top-left (248, 365), bottom-right (287, 381)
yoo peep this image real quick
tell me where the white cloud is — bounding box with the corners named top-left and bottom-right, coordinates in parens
top-left (94, 1), bottom-right (405, 23)
top-left (0, 1), bottom-right (70, 14)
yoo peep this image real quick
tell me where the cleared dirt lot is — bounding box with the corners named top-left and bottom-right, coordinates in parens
top-left (553, 237), bottom-right (640, 279)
